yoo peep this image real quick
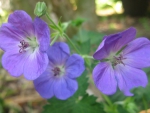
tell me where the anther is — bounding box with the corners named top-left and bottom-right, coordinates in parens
top-left (113, 54), bottom-right (126, 66)
top-left (19, 40), bottom-right (29, 53)
top-left (52, 67), bottom-right (61, 76)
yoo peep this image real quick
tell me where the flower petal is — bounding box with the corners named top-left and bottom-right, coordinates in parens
top-left (93, 27), bottom-right (136, 60)
top-left (33, 17), bottom-right (50, 52)
top-left (47, 42), bottom-right (70, 65)
top-left (115, 64), bottom-right (148, 96)
top-left (24, 49), bottom-right (49, 80)
top-left (93, 38), bottom-right (109, 60)
top-left (92, 62), bottom-right (117, 95)
top-left (54, 77), bottom-right (78, 100)
top-left (33, 70), bottom-right (54, 99)
top-left (65, 54), bottom-right (85, 78)
top-left (123, 38), bottom-right (150, 68)
top-left (2, 49), bottom-right (29, 77)
top-left (0, 23), bottom-right (24, 51)
top-left (8, 10), bottom-right (34, 35)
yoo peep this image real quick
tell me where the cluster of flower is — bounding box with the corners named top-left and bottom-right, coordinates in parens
top-left (0, 10), bottom-right (85, 100)
top-left (0, 10), bottom-right (150, 100)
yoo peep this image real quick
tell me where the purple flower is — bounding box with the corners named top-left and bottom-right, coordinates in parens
top-left (0, 10), bottom-right (50, 80)
top-left (33, 42), bottom-right (85, 100)
top-left (93, 27), bottom-right (150, 96)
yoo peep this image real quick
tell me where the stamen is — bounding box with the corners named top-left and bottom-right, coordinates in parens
top-left (113, 54), bottom-right (126, 66)
top-left (52, 67), bottom-right (61, 76)
top-left (18, 40), bottom-right (29, 53)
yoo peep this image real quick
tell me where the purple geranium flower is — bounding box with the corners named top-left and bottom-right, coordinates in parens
top-left (93, 27), bottom-right (150, 96)
top-left (0, 10), bottom-right (50, 80)
top-left (33, 42), bottom-right (85, 100)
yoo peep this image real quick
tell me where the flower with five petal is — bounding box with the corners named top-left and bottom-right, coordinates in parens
top-left (93, 27), bottom-right (150, 96)
top-left (0, 10), bottom-right (50, 80)
top-left (33, 42), bottom-right (85, 100)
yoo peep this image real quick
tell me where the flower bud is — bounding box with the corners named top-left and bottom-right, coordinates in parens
top-left (34, 2), bottom-right (47, 17)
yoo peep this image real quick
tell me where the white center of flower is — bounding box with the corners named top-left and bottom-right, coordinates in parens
top-left (52, 66), bottom-right (65, 77)
top-left (18, 37), bottom-right (38, 53)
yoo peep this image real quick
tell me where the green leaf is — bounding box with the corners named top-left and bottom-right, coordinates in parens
top-left (58, 17), bottom-right (62, 28)
top-left (73, 29), bottom-right (104, 45)
top-left (49, 24), bottom-right (58, 31)
top-left (51, 32), bottom-right (59, 38)
top-left (71, 18), bottom-right (85, 27)
top-left (61, 21), bottom-right (70, 31)
top-left (73, 29), bottom-right (90, 43)
top-left (79, 39), bottom-right (91, 54)
top-left (74, 71), bottom-right (88, 97)
top-left (89, 31), bottom-right (105, 45)
top-left (43, 94), bottom-right (105, 113)
top-left (84, 58), bottom-right (92, 67)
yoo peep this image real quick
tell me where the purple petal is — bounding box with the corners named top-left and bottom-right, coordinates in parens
top-left (123, 38), bottom-right (150, 68)
top-left (0, 23), bottom-right (24, 51)
top-left (33, 17), bottom-right (50, 52)
top-left (2, 48), bottom-right (29, 77)
top-left (93, 38), bottom-right (109, 60)
top-left (65, 54), bottom-right (85, 78)
top-left (34, 70), bottom-right (55, 99)
top-left (24, 50), bottom-right (49, 80)
top-left (93, 27), bottom-right (136, 60)
top-left (92, 62), bottom-right (117, 95)
top-left (47, 42), bottom-right (70, 65)
top-left (8, 10), bottom-right (34, 35)
top-left (115, 64), bottom-right (148, 96)
top-left (53, 77), bottom-right (78, 100)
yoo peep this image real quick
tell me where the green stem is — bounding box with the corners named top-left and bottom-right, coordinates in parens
top-left (46, 13), bottom-right (62, 33)
top-left (46, 12), bottom-right (80, 54)
top-left (63, 33), bottom-right (81, 54)
top-left (82, 55), bottom-right (93, 59)
top-left (50, 35), bottom-right (59, 46)
top-left (101, 94), bottom-right (113, 106)
top-left (142, 96), bottom-right (148, 113)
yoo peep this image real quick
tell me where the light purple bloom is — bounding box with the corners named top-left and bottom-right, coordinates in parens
top-left (0, 10), bottom-right (50, 80)
top-left (93, 27), bottom-right (150, 96)
top-left (33, 42), bottom-right (85, 100)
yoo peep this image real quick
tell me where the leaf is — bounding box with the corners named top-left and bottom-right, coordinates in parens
top-left (72, 94), bottom-right (105, 113)
top-left (43, 94), bottom-right (105, 113)
top-left (79, 39), bottom-right (91, 54)
top-left (49, 24), bottom-right (58, 31)
top-left (71, 18), bottom-right (85, 27)
top-left (58, 17), bottom-right (62, 28)
top-left (89, 31), bottom-right (104, 45)
top-left (61, 21), bottom-right (70, 31)
top-left (73, 29), bottom-right (90, 43)
top-left (74, 71), bottom-right (88, 97)
top-left (51, 32), bottom-right (59, 38)
top-left (73, 29), bottom-right (104, 45)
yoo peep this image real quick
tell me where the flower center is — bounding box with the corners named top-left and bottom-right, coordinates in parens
top-left (52, 67), bottom-right (61, 76)
top-left (19, 40), bottom-right (29, 53)
top-left (28, 37), bottom-right (38, 49)
top-left (18, 37), bottom-right (38, 53)
top-left (52, 66), bottom-right (65, 77)
top-left (112, 54), bottom-right (126, 66)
